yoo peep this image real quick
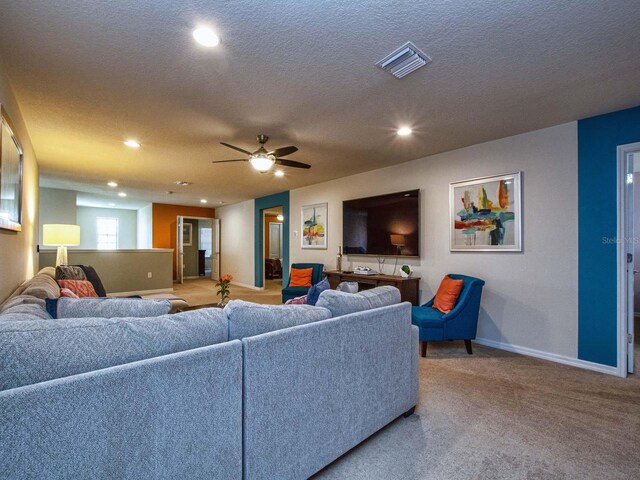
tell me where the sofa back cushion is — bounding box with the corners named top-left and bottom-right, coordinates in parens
top-left (315, 286), bottom-right (401, 317)
top-left (45, 298), bottom-right (172, 319)
top-left (20, 271), bottom-right (61, 301)
top-left (0, 307), bottom-right (228, 391)
top-left (0, 268), bottom-right (60, 317)
top-left (224, 300), bottom-right (331, 340)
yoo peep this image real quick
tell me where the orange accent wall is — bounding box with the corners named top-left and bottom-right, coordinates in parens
top-left (152, 203), bottom-right (216, 280)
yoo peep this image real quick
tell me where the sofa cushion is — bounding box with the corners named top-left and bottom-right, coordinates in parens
top-left (21, 272), bottom-right (61, 301)
top-left (224, 300), bottom-right (331, 340)
top-left (45, 298), bottom-right (172, 319)
top-left (55, 265), bottom-right (87, 281)
top-left (315, 286), bottom-right (401, 317)
top-left (336, 281), bottom-right (359, 293)
top-left (306, 277), bottom-right (330, 306)
top-left (0, 303), bottom-right (51, 321)
top-left (0, 307), bottom-right (228, 391)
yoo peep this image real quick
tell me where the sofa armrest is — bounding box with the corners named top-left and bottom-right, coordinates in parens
top-left (0, 342), bottom-right (243, 479)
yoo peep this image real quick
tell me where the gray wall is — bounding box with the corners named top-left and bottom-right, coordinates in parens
top-left (39, 249), bottom-right (173, 294)
top-left (76, 206), bottom-right (137, 249)
top-left (38, 188), bottom-right (77, 244)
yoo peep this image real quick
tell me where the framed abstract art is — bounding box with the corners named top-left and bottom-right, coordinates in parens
top-left (449, 172), bottom-right (522, 252)
top-left (301, 203), bottom-right (327, 249)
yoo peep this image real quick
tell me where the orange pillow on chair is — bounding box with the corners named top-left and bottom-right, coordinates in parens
top-left (433, 276), bottom-right (464, 314)
top-left (289, 268), bottom-right (313, 287)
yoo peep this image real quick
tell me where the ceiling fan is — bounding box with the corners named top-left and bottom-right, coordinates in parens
top-left (213, 134), bottom-right (311, 172)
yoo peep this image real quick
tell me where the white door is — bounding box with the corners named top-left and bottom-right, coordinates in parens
top-left (269, 222), bottom-right (282, 259)
top-left (626, 152), bottom-right (637, 373)
top-left (212, 218), bottom-right (220, 280)
top-left (176, 215), bottom-right (185, 284)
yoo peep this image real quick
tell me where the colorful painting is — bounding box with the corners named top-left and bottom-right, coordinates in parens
top-left (450, 172), bottom-right (522, 251)
top-left (301, 203), bottom-right (327, 249)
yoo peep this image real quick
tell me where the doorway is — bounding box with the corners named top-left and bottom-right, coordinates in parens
top-left (619, 143), bottom-right (640, 376)
top-left (176, 216), bottom-right (220, 284)
top-left (263, 207), bottom-right (284, 291)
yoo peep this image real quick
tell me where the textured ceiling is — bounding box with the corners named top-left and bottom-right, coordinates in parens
top-left (1, 0), bottom-right (639, 207)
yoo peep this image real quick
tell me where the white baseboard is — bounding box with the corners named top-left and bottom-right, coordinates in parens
top-left (231, 281), bottom-right (264, 291)
top-left (109, 288), bottom-right (174, 297)
top-left (474, 337), bottom-right (620, 377)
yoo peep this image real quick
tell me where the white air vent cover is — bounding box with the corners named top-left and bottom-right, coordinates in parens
top-left (376, 42), bottom-right (431, 78)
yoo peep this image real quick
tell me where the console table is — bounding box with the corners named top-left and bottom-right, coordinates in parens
top-left (324, 270), bottom-right (421, 306)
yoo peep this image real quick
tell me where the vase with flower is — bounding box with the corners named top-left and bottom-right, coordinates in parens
top-left (216, 274), bottom-right (233, 306)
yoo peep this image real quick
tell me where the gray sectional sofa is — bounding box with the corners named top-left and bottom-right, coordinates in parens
top-left (0, 269), bottom-right (419, 480)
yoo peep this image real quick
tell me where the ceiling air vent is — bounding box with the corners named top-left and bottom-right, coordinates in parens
top-left (376, 41), bottom-right (431, 79)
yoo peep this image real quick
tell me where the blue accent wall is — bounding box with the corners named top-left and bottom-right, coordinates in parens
top-left (255, 191), bottom-right (290, 288)
top-left (578, 106), bottom-right (640, 366)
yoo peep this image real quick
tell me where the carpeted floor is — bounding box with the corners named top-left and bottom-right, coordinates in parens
top-left (173, 278), bottom-right (282, 306)
top-left (174, 279), bottom-right (639, 479)
top-left (314, 342), bottom-right (640, 480)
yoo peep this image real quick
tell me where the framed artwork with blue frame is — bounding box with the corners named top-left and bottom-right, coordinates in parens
top-left (449, 172), bottom-right (522, 252)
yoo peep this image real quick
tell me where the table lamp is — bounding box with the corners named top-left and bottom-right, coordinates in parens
top-left (390, 234), bottom-right (405, 255)
top-left (43, 224), bottom-right (81, 266)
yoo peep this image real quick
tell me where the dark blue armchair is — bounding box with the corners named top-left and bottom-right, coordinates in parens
top-left (411, 274), bottom-right (485, 356)
top-left (282, 263), bottom-right (324, 303)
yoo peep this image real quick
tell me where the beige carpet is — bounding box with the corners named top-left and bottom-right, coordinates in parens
top-left (173, 278), bottom-right (282, 306)
top-left (314, 342), bottom-right (640, 479)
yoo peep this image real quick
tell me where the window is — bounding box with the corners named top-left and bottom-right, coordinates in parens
top-left (97, 217), bottom-right (118, 249)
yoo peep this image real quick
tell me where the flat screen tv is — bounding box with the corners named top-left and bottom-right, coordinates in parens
top-left (343, 189), bottom-right (420, 257)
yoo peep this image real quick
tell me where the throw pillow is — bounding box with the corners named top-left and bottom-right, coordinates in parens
top-left (432, 276), bottom-right (464, 314)
top-left (306, 277), bottom-right (330, 306)
top-left (60, 288), bottom-right (79, 298)
top-left (284, 295), bottom-right (307, 305)
top-left (55, 265), bottom-right (86, 281)
top-left (57, 280), bottom-right (98, 298)
top-left (289, 267), bottom-right (313, 287)
top-left (78, 265), bottom-right (107, 297)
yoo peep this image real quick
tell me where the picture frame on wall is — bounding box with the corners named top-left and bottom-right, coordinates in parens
top-left (182, 222), bottom-right (193, 246)
top-left (449, 171), bottom-right (522, 252)
top-left (301, 202), bottom-right (327, 249)
top-left (0, 106), bottom-right (24, 232)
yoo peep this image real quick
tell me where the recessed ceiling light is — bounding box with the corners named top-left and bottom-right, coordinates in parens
top-left (274, 170), bottom-right (285, 177)
top-left (219, 201), bottom-right (225, 204)
top-left (124, 139), bottom-right (140, 148)
top-left (108, 203), bottom-right (116, 207)
top-left (107, 181), bottom-right (118, 188)
top-left (118, 192), bottom-right (127, 197)
top-left (397, 127), bottom-right (412, 136)
top-left (176, 181), bottom-right (192, 186)
top-left (200, 199), bottom-right (208, 204)
top-left (193, 27), bottom-right (220, 47)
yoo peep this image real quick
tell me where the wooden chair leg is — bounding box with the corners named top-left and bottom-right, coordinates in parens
top-left (421, 341), bottom-right (427, 357)
top-left (464, 339), bottom-right (473, 355)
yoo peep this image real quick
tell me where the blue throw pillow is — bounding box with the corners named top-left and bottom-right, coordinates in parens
top-left (306, 277), bottom-right (331, 306)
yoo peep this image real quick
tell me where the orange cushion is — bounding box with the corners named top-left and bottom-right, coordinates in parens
top-left (289, 268), bottom-right (313, 287)
top-left (433, 276), bottom-right (464, 314)
top-left (57, 280), bottom-right (98, 298)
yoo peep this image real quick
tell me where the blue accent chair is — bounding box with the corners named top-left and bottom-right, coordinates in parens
top-left (282, 263), bottom-right (324, 303)
top-left (411, 274), bottom-right (485, 356)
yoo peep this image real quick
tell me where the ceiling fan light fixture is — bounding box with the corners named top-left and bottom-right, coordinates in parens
top-left (250, 153), bottom-right (275, 172)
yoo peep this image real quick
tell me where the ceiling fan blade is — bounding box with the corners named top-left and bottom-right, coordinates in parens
top-left (220, 142), bottom-right (252, 155)
top-left (269, 146), bottom-right (298, 157)
top-left (211, 159), bottom-right (248, 164)
top-left (275, 158), bottom-right (311, 169)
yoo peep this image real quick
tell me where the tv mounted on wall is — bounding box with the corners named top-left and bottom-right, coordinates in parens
top-left (342, 189), bottom-right (420, 258)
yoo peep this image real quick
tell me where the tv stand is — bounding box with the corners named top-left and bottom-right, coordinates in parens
top-left (324, 270), bottom-right (420, 306)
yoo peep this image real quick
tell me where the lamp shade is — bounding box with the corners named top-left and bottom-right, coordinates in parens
top-left (43, 224), bottom-right (81, 246)
top-left (390, 234), bottom-right (405, 247)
